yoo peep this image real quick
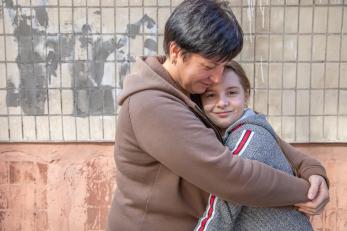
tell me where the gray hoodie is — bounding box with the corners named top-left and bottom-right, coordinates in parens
top-left (195, 109), bottom-right (313, 231)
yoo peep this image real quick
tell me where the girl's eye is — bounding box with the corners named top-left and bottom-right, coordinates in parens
top-left (226, 91), bottom-right (237, 96)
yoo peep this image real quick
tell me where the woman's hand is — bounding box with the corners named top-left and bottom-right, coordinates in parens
top-left (294, 175), bottom-right (330, 215)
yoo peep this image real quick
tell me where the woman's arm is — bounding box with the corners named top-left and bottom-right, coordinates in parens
top-left (277, 138), bottom-right (329, 185)
top-left (277, 137), bottom-right (330, 215)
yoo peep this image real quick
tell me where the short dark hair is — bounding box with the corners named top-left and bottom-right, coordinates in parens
top-left (164, 0), bottom-right (243, 62)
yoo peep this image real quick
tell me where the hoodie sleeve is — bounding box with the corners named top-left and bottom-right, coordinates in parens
top-left (128, 90), bottom-right (311, 207)
top-left (277, 138), bottom-right (329, 187)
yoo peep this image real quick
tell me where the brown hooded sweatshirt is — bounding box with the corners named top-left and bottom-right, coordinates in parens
top-left (107, 56), bottom-right (327, 231)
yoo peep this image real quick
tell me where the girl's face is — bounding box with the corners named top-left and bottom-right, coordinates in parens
top-left (201, 69), bottom-right (249, 132)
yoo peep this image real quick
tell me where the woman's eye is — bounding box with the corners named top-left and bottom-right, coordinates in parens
top-left (205, 93), bottom-right (215, 98)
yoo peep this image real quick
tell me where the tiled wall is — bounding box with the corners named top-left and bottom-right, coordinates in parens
top-left (0, 0), bottom-right (346, 142)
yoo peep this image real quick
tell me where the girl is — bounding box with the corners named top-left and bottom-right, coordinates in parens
top-left (194, 61), bottom-right (313, 231)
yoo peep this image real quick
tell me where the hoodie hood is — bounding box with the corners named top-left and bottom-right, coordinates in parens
top-left (223, 109), bottom-right (277, 143)
top-left (117, 56), bottom-right (223, 141)
top-left (117, 56), bottom-right (192, 107)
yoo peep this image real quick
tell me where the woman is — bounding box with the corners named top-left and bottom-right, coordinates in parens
top-left (107, 1), bottom-right (329, 230)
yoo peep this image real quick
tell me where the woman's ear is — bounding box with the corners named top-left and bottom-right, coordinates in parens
top-left (168, 41), bottom-right (180, 62)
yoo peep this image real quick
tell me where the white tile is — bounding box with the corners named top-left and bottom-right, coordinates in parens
top-left (310, 116), bottom-right (323, 142)
top-left (63, 116), bottom-right (76, 141)
top-left (267, 116), bottom-right (282, 137)
top-left (343, 7), bottom-right (347, 33)
top-left (255, 62), bottom-right (268, 88)
top-left (341, 36), bottom-right (347, 61)
top-left (0, 90), bottom-right (7, 115)
top-left (116, 8), bottom-right (129, 33)
top-left (269, 63), bottom-right (282, 89)
top-left (341, 63), bottom-right (347, 88)
top-left (284, 35), bottom-right (297, 61)
top-left (296, 116), bottom-right (309, 142)
top-left (76, 117), bottom-right (90, 140)
top-left (9, 116), bottom-right (22, 141)
top-left (36, 116), bottom-right (50, 141)
top-left (312, 35), bottom-right (326, 61)
top-left (268, 90), bottom-right (282, 116)
top-left (311, 63), bottom-right (325, 89)
top-left (5, 36), bottom-right (18, 62)
top-left (22, 116), bottom-right (36, 141)
top-left (90, 116), bottom-right (103, 140)
top-left (254, 90), bottom-right (268, 115)
top-left (0, 36), bottom-right (5, 61)
top-left (49, 116), bottom-right (63, 141)
top-left (326, 36), bottom-right (340, 61)
top-left (313, 7), bottom-right (328, 33)
top-left (240, 36), bottom-right (255, 61)
top-left (62, 90), bottom-right (74, 115)
top-left (269, 35), bottom-right (283, 61)
top-left (282, 116), bottom-right (295, 142)
top-left (324, 90), bottom-right (338, 115)
top-left (101, 8), bottom-right (115, 34)
top-left (74, 0), bottom-right (86, 6)
top-left (158, 0), bottom-right (170, 6)
top-left (103, 116), bottom-right (115, 140)
top-left (299, 7), bottom-right (313, 33)
top-left (116, 0), bottom-right (128, 6)
top-left (338, 116), bottom-right (347, 140)
top-left (88, 8), bottom-right (101, 34)
top-left (310, 90), bottom-right (324, 115)
top-left (283, 63), bottom-right (296, 89)
top-left (297, 63), bottom-right (310, 89)
top-left (255, 6), bottom-right (270, 33)
top-left (270, 7), bottom-right (284, 33)
top-left (339, 90), bottom-right (347, 115)
top-left (325, 63), bottom-right (339, 89)
top-left (296, 90), bottom-right (310, 115)
top-left (59, 8), bottom-right (73, 33)
top-left (46, 8), bottom-right (59, 34)
top-left (73, 7), bottom-right (87, 33)
top-left (129, 0), bottom-right (142, 6)
top-left (158, 8), bottom-right (171, 34)
top-left (255, 35), bottom-right (269, 61)
top-left (130, 36), bottom-right (144, 57)
top-left (282, 90), bottom-right (295, 116)
top-left (144, 0), bottom-right (156, 6)
top-left (59, 0), bottom-right (72, 5)
top-left (48, 89), bottom-right (62, 114)
top-left (143, 7), bottom-right (158, 34)
top-left (0, 117), bottom-right (9, 141)
top-left (328, 7), bottom-right (343, 33)
top-left (323, 116), bottom-right (337, 141)
top-left (61, 63), bottom-right (73, 88)
top-left (298, 35), bottom-right (311, 61)
top-left (285, 7), bottom-right (298, 33)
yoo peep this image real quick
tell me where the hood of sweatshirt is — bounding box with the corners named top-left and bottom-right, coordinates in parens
top-left (117, 56), bottom-right (223, 141)
top-left (117, 56), bottom-right (192, 106)
top-left (223, 109), bottom-right (277, 143)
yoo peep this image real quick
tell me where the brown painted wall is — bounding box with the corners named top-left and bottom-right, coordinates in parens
top-left (0, 143), bottom-right (346, 231)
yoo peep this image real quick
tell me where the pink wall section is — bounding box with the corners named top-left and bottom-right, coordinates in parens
top-left (0, 143), bottom-right (346, 230)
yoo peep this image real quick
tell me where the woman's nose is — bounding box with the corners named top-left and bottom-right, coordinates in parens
top-left (210, 66), bottom-right (224, 83)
